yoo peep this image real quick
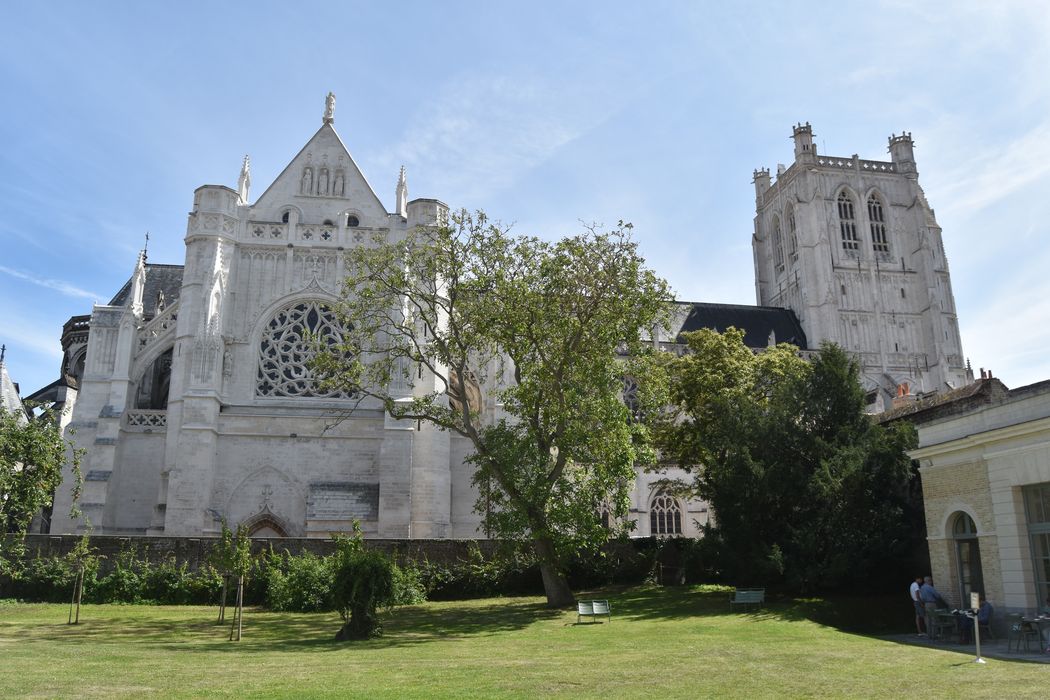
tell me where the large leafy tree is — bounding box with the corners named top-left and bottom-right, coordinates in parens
top-left (1, 406), bottom-right (82, 538)
top-left (315, 210), bottom-right (671, 607)
top-left (655, 329), bottom-right (918, 592)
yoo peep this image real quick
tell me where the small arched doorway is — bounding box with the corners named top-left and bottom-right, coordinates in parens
top-left (952, 512), bottom-right (985, 603)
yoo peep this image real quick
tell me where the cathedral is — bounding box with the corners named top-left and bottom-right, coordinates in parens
top-left (43, 97), bottom-right (967, 539)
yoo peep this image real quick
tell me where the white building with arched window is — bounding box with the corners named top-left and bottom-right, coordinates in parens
top-left (887, 376), bottom-right (1050, 622)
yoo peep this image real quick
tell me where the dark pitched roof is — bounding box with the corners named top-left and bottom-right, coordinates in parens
top-left (108, 263), bottom-right (184, 318)
top-left (677, 302), bottom-right (808, 349)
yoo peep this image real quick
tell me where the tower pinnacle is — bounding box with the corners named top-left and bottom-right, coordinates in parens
top-left (237, 155), bottom-right (251, 204)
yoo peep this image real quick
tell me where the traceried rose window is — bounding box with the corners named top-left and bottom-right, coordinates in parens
top-left (256, 301), bottom-right (353, 398)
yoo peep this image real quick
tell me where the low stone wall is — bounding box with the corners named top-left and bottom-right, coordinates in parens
top-left (8, 534), bottom-right (501, 572)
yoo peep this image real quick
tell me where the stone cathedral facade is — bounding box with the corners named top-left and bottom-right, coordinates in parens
top-left (45, 102), bottom-right (967, 539)
top-left (752, 124), bottom-right (970, 407)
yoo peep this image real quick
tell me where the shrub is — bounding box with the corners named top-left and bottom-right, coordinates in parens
top-left (390, 563), bottom-right (427, 606)
top-left (266, 551), bottom-right (333, 612)
top-left (331, 539), bottom-right (395, 640)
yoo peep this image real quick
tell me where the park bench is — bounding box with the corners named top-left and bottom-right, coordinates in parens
top-left (730, 588), bottom-right (765, 611)
top-left (577, 599), bottom-right (611, 624)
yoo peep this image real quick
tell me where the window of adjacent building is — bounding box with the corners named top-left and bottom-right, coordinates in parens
top-left (868, 194), bottom-right (889, 253)
top-left (256, 301), bottom-right (355, 398)
top-left (787, 208), bottom-right (799, 262)
top-left (650, 493), bottom-right (682, 536)
top-left (1024, 483), bottom-right (1050, 612)
top-left (952, 512), bottom-right (984, 606)
top-left (772, 216), bottom-right (785, 271)
top-left (837, 192), bottom-right (859, 251)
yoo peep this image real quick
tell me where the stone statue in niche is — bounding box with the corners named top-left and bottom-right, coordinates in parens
top-left (301, 168), bottom-right (313, 195)
top-left (155, 290), bottom-right (166, 315)
top-left (318, 168), bottom-right (329, 196)
top-left (333, 171), bottom-right (344, 196)
top-left (223, 348), bottom-right (233, 378)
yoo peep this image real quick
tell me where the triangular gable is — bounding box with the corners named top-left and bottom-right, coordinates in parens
top-left (252, 123), bottom-right (389, 221)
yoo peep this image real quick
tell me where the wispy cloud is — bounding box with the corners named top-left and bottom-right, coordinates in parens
top-left (0, 265), bottom-right (99, 300)
top-left (934, 120), bottom-right (1050, 216)
top-left (374, 74), bottom-right (616, 204)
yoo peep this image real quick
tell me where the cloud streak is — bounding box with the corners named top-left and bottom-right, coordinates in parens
top-left (0, 265), bottom-right (99, 300)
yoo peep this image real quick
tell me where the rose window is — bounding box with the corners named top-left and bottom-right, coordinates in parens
top-left (256, 301), bottom-right (353, 398)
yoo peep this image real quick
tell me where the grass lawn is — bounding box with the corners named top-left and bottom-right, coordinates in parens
top-left (1, 585), bottom-right (1044, 699)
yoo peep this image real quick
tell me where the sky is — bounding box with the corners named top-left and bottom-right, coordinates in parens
top-left (1, 1), bottom-right (1049, 395)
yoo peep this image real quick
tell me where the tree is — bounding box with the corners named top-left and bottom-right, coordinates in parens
top-left (655, 329), bottom-right (918, 592)
top-left (0, 405), bottom-right (82, 538)
top-left (315, 211), bottom-right (671, 607)
top-left (330, 529), bottom-right (395, 641)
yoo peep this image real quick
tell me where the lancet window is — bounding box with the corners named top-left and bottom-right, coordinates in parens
top-left (867, 194), bottom-right (889, 254)
top-left (256, 301), bottom-right (354, 398)
top-left (837, 192), bottom-right (859, 251)
top-left (787, 207), bottom-right (798, 262)
top-left (772, 216), bottom-right (785, 271)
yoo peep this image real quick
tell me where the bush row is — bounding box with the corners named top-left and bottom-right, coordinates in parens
top-left (0, 536), bottom-right (716, 607)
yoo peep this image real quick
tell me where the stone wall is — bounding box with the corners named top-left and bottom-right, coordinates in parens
top-left (8, 534), bottom-right (500, 572)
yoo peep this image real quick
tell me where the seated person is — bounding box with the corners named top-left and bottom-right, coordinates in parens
top-left (959, 595), bottom-right (993, 644)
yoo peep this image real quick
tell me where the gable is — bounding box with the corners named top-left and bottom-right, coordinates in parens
top-left (251, 123), bottom-right (389, 225)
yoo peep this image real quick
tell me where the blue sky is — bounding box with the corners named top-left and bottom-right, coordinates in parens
top-left (2, 1), bottom-right (1049, 394)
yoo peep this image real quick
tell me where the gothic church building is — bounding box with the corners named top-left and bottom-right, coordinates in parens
top-left (46, 100), bottom-right (967, 539)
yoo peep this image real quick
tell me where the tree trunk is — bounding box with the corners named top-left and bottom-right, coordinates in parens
top-left (228, 576), bottom-right (244, 641)
top-left (68, 567), bottom-right (82, 625)
top-left (218, 576), bottom-right (228, 623)
top-left (74, 567), bottom-right (83, 624)
top-left (534, 536), bottom-right (575, 608)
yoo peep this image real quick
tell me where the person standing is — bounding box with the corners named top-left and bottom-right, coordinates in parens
top-left (910, 575), bottom-right (926, 636)
top-left (919, 576), bottom-right (947, 637)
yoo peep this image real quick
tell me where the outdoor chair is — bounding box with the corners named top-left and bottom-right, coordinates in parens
top-left (1006, 613), bottom-right (1040, 653)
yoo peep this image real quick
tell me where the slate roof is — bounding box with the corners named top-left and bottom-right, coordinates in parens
top-left (876, 377), bottom-right (1010, 425)
top-left (108, 264), bottom-right (184, 319)
top-left (0, 361), bottom-right (27, 422)
top-left (677, 302), bottom-right (808, 349)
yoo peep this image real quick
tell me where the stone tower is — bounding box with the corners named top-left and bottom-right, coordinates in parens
top-left (752, 123), bottom-right (970, 406)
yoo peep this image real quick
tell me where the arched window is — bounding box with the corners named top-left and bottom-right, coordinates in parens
top-left (772, 216), bottom-right (785, 271)
top-left (346, 214), bottom-right (360, 227)
top-left (256, 301), bottom-right (355, 398)
top-left (650, 493), bottom-right (682, 536)
top-left (952, 512), bottom-right (984, 605)
top-left (867, 194), bottom-right (889, 254)
top-left (787, 207), bottom-right (799, 262)
top-left (281, 211), bottom-right (290, 224)
top-left (837, 191), bottom-right (859, 251)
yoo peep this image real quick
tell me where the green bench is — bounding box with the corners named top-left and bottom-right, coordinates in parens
top-left (577, 599), bottom-right (611, 624)
top-left (730, 588), bottom-right (765, 611)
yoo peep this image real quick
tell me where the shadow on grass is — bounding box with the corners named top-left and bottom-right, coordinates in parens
top-left (16, 598), bottom-right (564, 653)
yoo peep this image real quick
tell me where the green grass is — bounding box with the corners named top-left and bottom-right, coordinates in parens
top-left (0, 585), bottom-right (1043, 699)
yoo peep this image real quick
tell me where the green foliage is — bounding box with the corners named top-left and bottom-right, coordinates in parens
top-left (331, 536), bottom-right (396, 640)
top-left (416, 545), bottom-right (543, 600)
top-left (315, 210), bottom-right (673, 606)
top-left (0, 405), bottom-right (84, 538)
top-left (265, 550), bottom-right (333, 613)
top-left (656, 330), bottom-right (920, 592)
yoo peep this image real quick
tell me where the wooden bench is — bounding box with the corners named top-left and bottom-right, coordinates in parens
top-left (577, 599), bottom-right (611, 624)
top-left (730, 588), bottom-right (765, 611)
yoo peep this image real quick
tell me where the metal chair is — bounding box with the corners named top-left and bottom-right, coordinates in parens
top-left (1006, 613), bottom-right (1039, 653)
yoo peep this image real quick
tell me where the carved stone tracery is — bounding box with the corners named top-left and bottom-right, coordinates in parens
top-left (256, 301), bottom-right (353, 398)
